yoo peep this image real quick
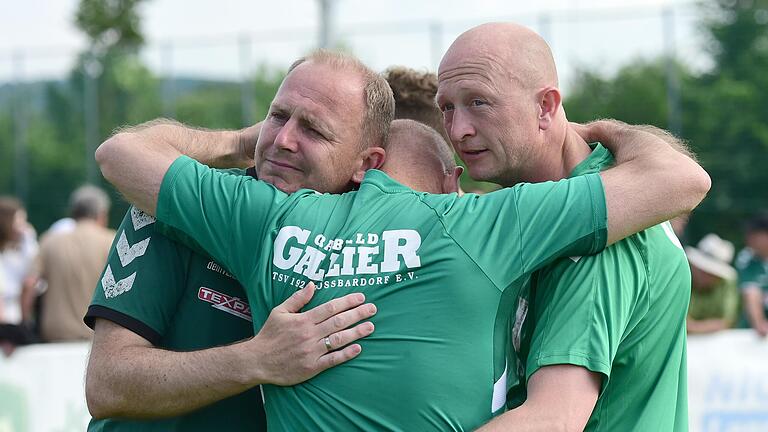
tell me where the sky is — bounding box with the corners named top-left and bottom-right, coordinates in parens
top-left (0, 0), bottom-right (708, 93)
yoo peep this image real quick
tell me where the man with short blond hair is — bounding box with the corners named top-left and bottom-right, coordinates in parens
top-left (84, 50), bottom-right (389, 431)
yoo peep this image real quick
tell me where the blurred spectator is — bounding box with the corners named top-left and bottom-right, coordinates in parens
top-left (735, 214), bottom-right (768, 337)
top-left (0, 258), bottom-right (5, 316)
top-left (384, 66), bottom-right (449, 142)
top-left (685, 234), bottom-right (739, 334)
top-left (31, 185), bottom-right (115, 342)
top-left (0, 196), bottom-right (38, 325)
top-left (45, 217), bottom-right (76, 237)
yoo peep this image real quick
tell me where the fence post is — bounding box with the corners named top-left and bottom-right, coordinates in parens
top-left (239, 34), bottom-right (254, 127)
top-left (663, 6), bottom-right (682, 136)
top-left (11, 51), bottom-right (28, 202)
top-left (162, 43), bottom-right (176, 119)
top-left (83, 52), bottom-right (102, 183)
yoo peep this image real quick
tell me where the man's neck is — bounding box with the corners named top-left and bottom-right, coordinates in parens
top-left (559, 126), bottom-right (594, 178)
top-left (529, 127), bottom-right (593, 183)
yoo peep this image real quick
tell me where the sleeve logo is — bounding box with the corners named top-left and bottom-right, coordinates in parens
top-left (130, 206), bottom-right (156, 231)
top-left (116, 231), bottom-right (151, 267)
top-left (197, 287), bottom-right (252, 322)
top-left (101, 265), bottom-right (137, 298)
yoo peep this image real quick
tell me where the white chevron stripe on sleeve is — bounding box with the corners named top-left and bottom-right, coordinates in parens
top-left (116, 231), bottom-right (150, 267)
top-left (130, 206), bottom-right (156, 231)
top-left (102, 265), bottom-right (137, 299)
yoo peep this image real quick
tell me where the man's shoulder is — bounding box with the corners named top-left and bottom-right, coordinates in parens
top-left (421, 188), bottom-right (521, 225)
top-left (541, 233), bottom-right (643, 276)
top-left (610, 222), bottom-right (688, 285)
top-left (77, 223), bottom-right (116, 243)
top-left (539, 222), bottom-right (684, 288)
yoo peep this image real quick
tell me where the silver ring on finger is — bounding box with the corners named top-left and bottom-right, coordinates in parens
top-left (324, 336), bottom-right (333, 352)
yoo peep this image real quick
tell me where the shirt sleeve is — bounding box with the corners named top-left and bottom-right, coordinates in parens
top-left (442, 173), bottom-right (607, 289)
top-left (514, 173), bottom-right (607, 271)
top-left (85, 207), bottom-right (189, 345)
top-left (156, 156), bottom-right (290, 283)
top-left (524, 241), bottom-right (646, 383)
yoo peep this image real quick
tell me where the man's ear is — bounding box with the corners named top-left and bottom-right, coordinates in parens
top-left (442, 166), bottom-right (464, 194)
top-left (538, 86), bottom-right (562, 131)
top-left (352, 147), bottom-right (386, 184)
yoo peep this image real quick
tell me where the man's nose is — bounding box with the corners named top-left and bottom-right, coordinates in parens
top-left (273, 118), bottom-right (299, 152)
top-left (449, 109), bottom-right (476, 144)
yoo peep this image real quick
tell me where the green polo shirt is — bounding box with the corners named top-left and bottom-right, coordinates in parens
top-left (154, 155), bottom-right (608, 431)
top-left (508, 144), bottom-right (690, 431)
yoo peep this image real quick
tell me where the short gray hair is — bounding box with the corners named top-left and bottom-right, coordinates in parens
top-left (288, 50), bottom-right (394, 149)
top-left (70, 185), bottom-right (110, 220)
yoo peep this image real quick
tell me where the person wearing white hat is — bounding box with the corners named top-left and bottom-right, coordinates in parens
top-left (686, 234), bottom-right (740, 334)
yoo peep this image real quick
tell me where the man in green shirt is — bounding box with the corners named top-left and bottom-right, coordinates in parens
top-left (686, 234), bottom-right (740, 333)
top-left (95, 54), bottom-right (709, 431)
top-left (736, 214), bottom-right (768, 336)
top-left (83, 51), bottom-right (391, 430)
top-left (437, 23), bottom-right (695, 431)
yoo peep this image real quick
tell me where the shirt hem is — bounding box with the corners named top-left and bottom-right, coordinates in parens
top-left (84, 305), bottom-right (163, 346)
top-left (526, 352), bottom-right (611, 383)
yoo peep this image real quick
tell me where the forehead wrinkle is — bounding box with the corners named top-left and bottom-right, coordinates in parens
top-left (284, 66), bottom-right (350, 115)
top-left (439, 54), bottom-right (515, 91)
top-left (273, 86), bottom-right (340, 133)
top-left (437, 69), bottom-right (498, 101)
top-left (296, 85), bottom-right (340, 114)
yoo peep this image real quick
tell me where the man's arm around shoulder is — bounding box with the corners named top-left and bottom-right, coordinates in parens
top-left (86, 282), bottom-right (376, 419)
top-left (95, 119), bottom-right (256, 215)
top-left (576, 120), bottom-right (711, 245)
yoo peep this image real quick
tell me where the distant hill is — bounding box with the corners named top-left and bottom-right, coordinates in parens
top-left (0, 77), bottom-right (242, 113)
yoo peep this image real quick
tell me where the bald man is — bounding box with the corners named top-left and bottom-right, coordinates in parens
top-left (437, 23), bottom-right (692, 431)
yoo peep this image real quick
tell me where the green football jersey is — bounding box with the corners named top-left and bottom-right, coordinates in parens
top-left (154, 156), bottom-right (608, 431)
top-left (508, 144), bottom-right (690, 431)
top-left (85, 171), bottom-right (266, 431)
top-left (735, 247), bottom-right (768, 317)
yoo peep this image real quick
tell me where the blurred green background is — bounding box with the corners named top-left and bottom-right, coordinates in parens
top-left (1, 0), bottom-right (766, 246)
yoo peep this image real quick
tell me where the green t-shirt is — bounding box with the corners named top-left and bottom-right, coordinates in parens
top-left (155, 156), bottom-right (608, 431)
top-left (84, 169), bottom-right (266, 432)
top-left (688, 277), bottom-right (739, 325)
top-left (735, 247), bottom-right (768, 318)
top-left (507, 144), bottom-right (690, 432)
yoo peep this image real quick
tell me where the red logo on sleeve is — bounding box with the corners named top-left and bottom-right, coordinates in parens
top-left (197, 287), bottom-right (252, 322)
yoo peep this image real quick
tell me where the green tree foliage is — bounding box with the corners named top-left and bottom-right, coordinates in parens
top-left (0, 0), bottom-right (283, 231)
top-left (565, 58), bottom-right (682, 128)
top-left (75, 0), bottom-right (145, 52)
top-left (174, 83), bottom-right (243, 130)
top-left (564, 0), bottom-right (768, 244)
top-left (683, 0), bottom-right (768, 242)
